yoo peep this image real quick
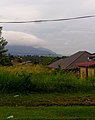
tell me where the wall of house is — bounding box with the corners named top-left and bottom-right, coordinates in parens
top-left (80, 67), bottom-right (95, 78)
top-left (80, 67), bottom-right (86, 78)
top-left (88, 68), bottom-right (95, 77)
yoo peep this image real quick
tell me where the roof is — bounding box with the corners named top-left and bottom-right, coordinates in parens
top-left (76, 61), bottom-right (95, 67)
top-left (48, 51), bottom-right (91, 69)
top-left (89, 53), bottom-right (95, 58)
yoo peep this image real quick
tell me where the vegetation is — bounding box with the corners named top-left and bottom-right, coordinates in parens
top-left (0, 37), bottom-right (8, 55)
top-left (1, 106), bottom-right (95, 119)
top-left (0, 64), bottom-right (95, 94)
top-left (22, 55), bottom-right (62, 65)
top-left (1, 93), bottom-right (95, 107)
top-left (0, 64), bottom-right (95, 119)
top-left (0, 36), bottom-right (11, 66)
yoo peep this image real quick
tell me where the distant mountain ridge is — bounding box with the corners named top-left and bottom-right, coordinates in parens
top-left (6, 45), bottom-right (59, 56)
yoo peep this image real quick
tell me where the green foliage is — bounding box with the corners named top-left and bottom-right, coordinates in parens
top-left (22, 55), bottom-right (61, 65)
top-left (0, 56), bottom-right (12, 66)
top-left (0, 68), bottom-right (95, 94)
top-left (0, 37), bottom-right (8, 56)
top-left (0, 37), bottom-right (11, 66)
top-left (0, 71), bottom-right (32, 93)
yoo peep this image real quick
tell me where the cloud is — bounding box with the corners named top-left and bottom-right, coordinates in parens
top-left (2, 31), bottom-right (47, 47)
top-left (40, 28), bottom-right (95, 55)
top-left (1, 0), bottom-right (94, 22)
top-left (1, 0), bottom-right (95, 20)
top-left (1, 0), bottom-right (95, 55)
top-left (0, 5), bottom-right (41, 21)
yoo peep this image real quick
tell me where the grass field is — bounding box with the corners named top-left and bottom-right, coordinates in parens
top-left (0, 93), bottom-right (95, 119)
top-left (0, 64), bottom-right (95, 94)
top-left (1, 106), bottom-right (95, 120)
top-left (1, 93), bottom-right (95, 107)
top-left (0, 64), bottom-right (95, 119)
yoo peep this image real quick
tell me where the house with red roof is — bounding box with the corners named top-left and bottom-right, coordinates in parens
top-left (48, 51), bottom-right (91, 70)
top-left (48, 51), bottom-right (95, 78)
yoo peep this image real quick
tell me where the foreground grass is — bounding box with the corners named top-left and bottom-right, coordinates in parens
top-left (1, 64), bottom-right (95, 119)
top-left (0, 64), bottom-right (95, 94)
top-left (1, 106), bottom-right (95, 119)
top-left (0, 93), bottom-right (95, 119)
top-left (1, 93), bottom-right (95, 107)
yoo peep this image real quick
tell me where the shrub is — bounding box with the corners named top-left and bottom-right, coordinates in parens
top-left (0, 71), bottom-right (32, 93)
top-left (0, 68), bottom-right (95, 94)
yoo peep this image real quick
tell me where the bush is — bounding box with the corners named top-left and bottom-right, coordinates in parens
top-left (0, 69), bottom-right (95, 94)
top-left (0, 71), bottom-right (32, 93)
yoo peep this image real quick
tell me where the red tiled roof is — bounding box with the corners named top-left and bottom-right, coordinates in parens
top-left (76, 61), bottom-right (95, 67)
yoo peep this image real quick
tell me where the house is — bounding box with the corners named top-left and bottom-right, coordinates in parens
top-left (88, 53), bottom-right (95, 61)
top-left (48, 51), bottom-right (91, 70)
top-left (76, 61), bottom-right (95, 78)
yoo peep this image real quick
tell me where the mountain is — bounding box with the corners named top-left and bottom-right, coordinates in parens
top-left (6, 45), bottom-right (60, 56)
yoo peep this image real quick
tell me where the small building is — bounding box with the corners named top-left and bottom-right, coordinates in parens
top-left (48, 51), bottom-right (91, 70)
top-left (77, 61), bottom-right (95, 78)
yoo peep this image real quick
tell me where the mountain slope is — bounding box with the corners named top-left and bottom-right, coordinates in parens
top-left (6, 45), bottom-right (58, 56)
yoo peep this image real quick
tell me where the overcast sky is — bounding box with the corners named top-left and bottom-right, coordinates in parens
top-left (0, 0), bottom-right (95, 55)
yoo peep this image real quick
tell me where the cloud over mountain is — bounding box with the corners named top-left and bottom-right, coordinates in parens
top-left (2, 31), bottom-right (47, 47)
top-left (1, 0), bottom-right (95, 55)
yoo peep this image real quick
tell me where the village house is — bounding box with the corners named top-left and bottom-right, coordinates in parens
top-left (76, 53), bottom-right (95, 78)
top-left (48, 51), bottom-right (91, 70)
top-left (48, 51), bottom-right (95, 78)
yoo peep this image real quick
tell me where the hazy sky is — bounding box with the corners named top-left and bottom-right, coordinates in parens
top-left (0, 0), bottom-right (95, 55)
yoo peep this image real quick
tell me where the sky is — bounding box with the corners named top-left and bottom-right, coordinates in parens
top-left (0, 0), bottom-right (95, 55)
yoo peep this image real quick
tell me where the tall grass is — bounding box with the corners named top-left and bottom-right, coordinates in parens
top-left (0, 71), bottom-right (32, 93)
top-left (31, 71), bottom-right (95, 93)
top-left (0, 64), bottom-right (95, 93)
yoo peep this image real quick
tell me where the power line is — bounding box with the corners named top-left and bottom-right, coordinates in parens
top-left (0, 15), bottom-right (95, 23)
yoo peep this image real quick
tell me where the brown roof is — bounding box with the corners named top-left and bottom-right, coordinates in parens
top-left (48, 51), bottom-right (91, 69)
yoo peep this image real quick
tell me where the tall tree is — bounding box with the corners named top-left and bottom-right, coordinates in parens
top-left (0, 28), bottom-right (11, 65)
top-left (0, 37), bottom-right (8, 57)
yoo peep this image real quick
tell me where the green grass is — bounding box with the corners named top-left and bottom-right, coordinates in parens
top-left (0, 93), bottom-right (95, 107)
top-left (0, 65), bottom-right (95, 119)
top-left (0, 106), bottom-right (95, 119)
top-left (0, 93), bottom-right (95, 119)
top-left (0, 64), bottom-right (95, 94)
